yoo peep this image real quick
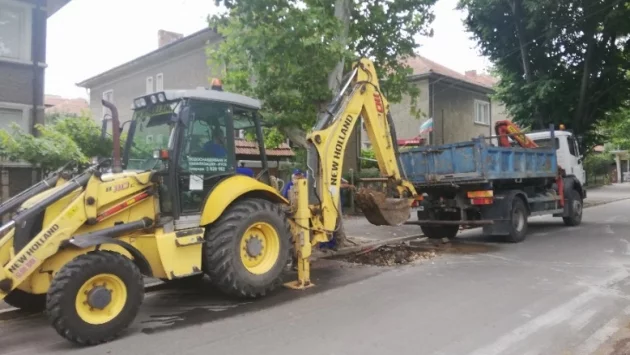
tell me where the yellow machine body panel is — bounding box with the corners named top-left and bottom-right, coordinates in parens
top-left (199, 174), bottom-right (288, 226)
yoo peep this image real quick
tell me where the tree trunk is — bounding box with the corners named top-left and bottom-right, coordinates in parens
top-left (328, 0), bottom-right (352, 248)
top-left (510, 0), bottom-right (531, 83)
top-left (327, 0), bottom-right (351, 94)
top-left (575, 29), bottom-right (596, 128)
top-left (509, 0), bottom-right (544, 129)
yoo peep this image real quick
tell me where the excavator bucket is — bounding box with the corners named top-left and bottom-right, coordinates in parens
top-left (355, 188), bottom-right (411, 226)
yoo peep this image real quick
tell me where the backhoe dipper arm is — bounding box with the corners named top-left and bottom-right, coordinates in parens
top-left (286, 58), bottom-right (416, 290)
top-left (306, 58), bottom-right (417, 233)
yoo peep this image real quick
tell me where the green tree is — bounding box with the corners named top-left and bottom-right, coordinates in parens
top-left (360, 148), bottom-right (378, 169)
top-left (598, 106), bottom-right (630, 150)
top-left (0, 116), bottom-right (114, 173)
top-left (458, 0), bottom-right (630, 150)
top-left (208, 0), bottom-right (437, 146)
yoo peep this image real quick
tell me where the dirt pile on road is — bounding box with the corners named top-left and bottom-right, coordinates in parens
top-left (335, 239), bottom-right (499, 266)
top-left (339, 244), bottom-right (437, 266)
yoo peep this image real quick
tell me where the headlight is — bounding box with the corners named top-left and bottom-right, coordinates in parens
top-left (134, 98), bottom-right (146, 108)
top-left (150, 95), bottom-right (158, 104)
top-left (157, 93), bottom-right (166, 102)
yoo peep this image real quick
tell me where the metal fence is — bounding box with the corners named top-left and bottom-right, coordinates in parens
top-left (0, 163), bottom-right (42, 222)
top-left (586, 172), bottom-right (610, 187)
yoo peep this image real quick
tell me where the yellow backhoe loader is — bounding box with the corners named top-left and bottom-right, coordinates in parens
top-left (0, 58), bottom-right (416, 345)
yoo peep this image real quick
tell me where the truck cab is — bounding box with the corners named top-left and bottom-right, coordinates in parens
top-left (525, 130), bottom-right (586, 186)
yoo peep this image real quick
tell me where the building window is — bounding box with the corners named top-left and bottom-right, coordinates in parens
top-left (474, 100), bottom-right (490, 125)
top-left (146, 76), bottom-right (154, 94)
top-left (156, 73), bottom-right (163, 91)
top-left (102, 90), bottom-right (113, 118)
top-left (0, 107), bottom-right (25, 131)
top-left (0, 0), bottom-right (32, 62)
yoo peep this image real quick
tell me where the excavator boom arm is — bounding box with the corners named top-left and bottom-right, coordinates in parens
top-left (306, 59), bottom-right (416, 232)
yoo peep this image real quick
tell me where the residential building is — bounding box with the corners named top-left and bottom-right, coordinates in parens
top-left (0, 0), bottom-right (71, 133)
top-left (77, 28), bottom-right (223, 123)
top-left (361, 55), bottom-right (511, 148)
top-left (44, 94), bottom-right (89, 118)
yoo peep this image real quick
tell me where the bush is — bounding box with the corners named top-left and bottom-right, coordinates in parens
top-left (584, 153), bottom-right (613, 176)
top-left (0, 115), bottom-right (114, 173)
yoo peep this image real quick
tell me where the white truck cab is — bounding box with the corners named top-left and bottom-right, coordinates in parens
top-left (526, 130), bottom-right (586, 185)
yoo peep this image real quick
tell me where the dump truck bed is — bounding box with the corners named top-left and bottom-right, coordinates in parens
top-left (399, 138), bottom-right (558, 187)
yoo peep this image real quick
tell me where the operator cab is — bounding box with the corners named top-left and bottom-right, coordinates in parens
top-left (526, 130), bottom-right (586, 185)
top-left (122, 83), bottom-right (270, 227)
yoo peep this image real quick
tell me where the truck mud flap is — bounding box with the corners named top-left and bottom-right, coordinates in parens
top-left (355, 188), bottom-right (411, 226)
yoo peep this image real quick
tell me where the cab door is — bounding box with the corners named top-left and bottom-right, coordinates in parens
top-left (568, 135), bottom-right (586, 185)
top-left (175, 100), bottom-right (236, 217)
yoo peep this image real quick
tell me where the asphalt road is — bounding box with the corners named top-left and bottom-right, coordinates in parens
top-left (2, 197), bottom-right (630, 354)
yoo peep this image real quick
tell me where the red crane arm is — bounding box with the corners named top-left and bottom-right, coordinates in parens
top-left (494, 120), bottom-right (538, 148)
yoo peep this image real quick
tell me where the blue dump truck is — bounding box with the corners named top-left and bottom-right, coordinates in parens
top-left (399, 126), bottom-right (586, 242)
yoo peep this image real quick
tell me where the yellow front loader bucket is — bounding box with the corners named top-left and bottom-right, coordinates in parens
top-left (355, 188), bottom-right (411, 226)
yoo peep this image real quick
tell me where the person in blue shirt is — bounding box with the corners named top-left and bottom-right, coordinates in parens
top-left (281, 169), bottom-right (303, 198)
top-left (202, 129), bottom-right (227, 157)
top-left (236, 162), bottom-right (255, 177)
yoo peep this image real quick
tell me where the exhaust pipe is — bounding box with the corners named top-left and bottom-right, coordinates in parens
top-left (101, 99), bottom-right (122, 174)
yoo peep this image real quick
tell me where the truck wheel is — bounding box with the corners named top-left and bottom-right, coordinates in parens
top-left (204, 198), bottom-right (291, 298)
top-left (45, 251), bottom-right (144, 346)
top-left (420, 225), bottom-right (459, 240)
top-left (417, 210), bottom-right (459, 239)
top-left (562, 189), bottom-right (583, 226)
top-left (3, 289), bottom-right (46, 312)
top-left (504, 197), bottom-right (528, 243)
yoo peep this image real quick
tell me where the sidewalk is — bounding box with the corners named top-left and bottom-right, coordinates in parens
top-left (583, 183), bottom-right (630, 207)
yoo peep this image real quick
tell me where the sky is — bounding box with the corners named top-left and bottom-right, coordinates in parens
top-left (44, 0), bottom-right (491, 99)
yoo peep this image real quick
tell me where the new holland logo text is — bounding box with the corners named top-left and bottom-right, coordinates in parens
top-left (8, 224), bottom-right (59, 277)
top-left (330, 115), bottom-right (354, 186)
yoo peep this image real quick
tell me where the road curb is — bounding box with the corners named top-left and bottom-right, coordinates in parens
top-left (583, 197), bottom-right (630, 209)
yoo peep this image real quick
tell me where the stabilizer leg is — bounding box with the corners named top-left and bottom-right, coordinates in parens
top-left (284, 178), bottom-right (315, 290)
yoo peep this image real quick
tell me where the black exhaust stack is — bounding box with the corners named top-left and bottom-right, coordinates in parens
top-left (101, 99), bottom-right (123, 174)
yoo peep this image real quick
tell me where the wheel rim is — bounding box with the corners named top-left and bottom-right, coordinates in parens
top-left (240, 222), bottom-right (281, 275)
top-left (573, 200), bottom-right (582, 218)
top-left (513, 208), bottom-right (525, 232)
top-left (75, 274), bottom-right (127, 325)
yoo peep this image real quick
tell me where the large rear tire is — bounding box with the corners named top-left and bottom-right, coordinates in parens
top-left (3, 289), bottom-right (46, 312)
top-left (203, 198), bottom-right (292, 298)
top-left (45, 251), bottom-right (144, 346)
top-left (504, 197), bottom-right (528, 243)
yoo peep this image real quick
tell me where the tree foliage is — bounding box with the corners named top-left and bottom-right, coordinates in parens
top-left (208, 0), bottom-right (437, 146)
top-left (0, 116), bottom-right (113, 173)
top-left (598, 106), bottom-right (630, 150)
top-left (458, 0), bottom-right (630, 150)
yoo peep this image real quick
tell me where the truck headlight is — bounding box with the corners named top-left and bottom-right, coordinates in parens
top-left (150, 95), bottom-right (158, 104)
top-left (157, 93), bottom-right (166, 102)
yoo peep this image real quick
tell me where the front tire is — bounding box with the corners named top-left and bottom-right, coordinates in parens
top-left (204, 198), bottom-right (291, 298)
top-left (45, 251), bottom-right (144, 346)
top-left (562, 189), bottom-right (583, 226)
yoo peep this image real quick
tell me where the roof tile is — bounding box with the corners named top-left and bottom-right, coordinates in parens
top-left (235, 138), bottom-right (294, 157)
